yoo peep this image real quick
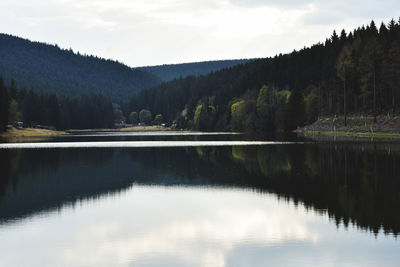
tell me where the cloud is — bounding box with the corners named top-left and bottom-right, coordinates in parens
top-left (303, 1), bottom-right (400, 25)
top-left (230, 0), bottom-right (312, 7)
top-left (0, 0), bottom-right (400, 66)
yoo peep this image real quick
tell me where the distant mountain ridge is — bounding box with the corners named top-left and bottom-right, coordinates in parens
top-left (0, 33), bottom-right (161, 102)
top-left (136, 59), bottom-right (252, 82)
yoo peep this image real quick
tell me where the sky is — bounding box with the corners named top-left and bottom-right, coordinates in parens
top-left (1, 0), bottom-right (400, 67)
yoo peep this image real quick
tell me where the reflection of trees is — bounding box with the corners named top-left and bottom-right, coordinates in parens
top-left (0, 150), bottom-right (20, 196)
top-left (227, 144), bottom-right (400, 236)
top-left (129, 144), bottom-right (400, 236)
top-left (0, 148), bottom-right (119, 222)
top-left (1, 143), bottom-right (399, 236)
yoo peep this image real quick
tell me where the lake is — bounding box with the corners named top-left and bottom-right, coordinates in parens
top-left (0, 132), bottom-right (399, 266)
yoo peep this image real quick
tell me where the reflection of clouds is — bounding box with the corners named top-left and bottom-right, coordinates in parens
top-left (53, 187), bottom-right (320, 267)
top-left (0, 186), bottom-right (325, 266)
top-left (3, 185), bottom-right (398, 266)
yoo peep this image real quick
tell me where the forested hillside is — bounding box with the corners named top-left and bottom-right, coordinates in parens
top-left (0, 34), bottom-right (161, 102)
top-left (137, 59), bottom-right (250, 82)
top-left (130, 19), bottom-right (400, 133)
top-left (0, 77), bottom-right (115, 131)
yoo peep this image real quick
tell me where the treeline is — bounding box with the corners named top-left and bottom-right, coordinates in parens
top-left (137, 59), bottom-right (250, 82)
top-left (0, 77), bottom-right (114, 131)
top-left (0, 34), bottom-right (161, 103)
top-left (130, 18), bottom-right (400, 133)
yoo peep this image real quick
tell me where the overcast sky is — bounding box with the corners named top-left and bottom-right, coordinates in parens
top-left (1, 0), bottom-right (400, 67)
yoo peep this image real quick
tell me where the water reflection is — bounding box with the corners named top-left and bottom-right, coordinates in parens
top-left (1, 184), bottom-right (399, 267)
top-left (1, 141), bottom-right (400, 266)
top-left (1, 143), bottom-right (400, 236)
top-left (0, 187), bottom-right (322, 267)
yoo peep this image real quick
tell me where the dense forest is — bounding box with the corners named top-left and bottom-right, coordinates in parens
top-left (130, 18), bottom-right (400, 133)
top-left (137, 59), bottom-right (251, 82)
top-left (0, 77), bottom-right (114, 130)
top-left (0, 34), bottom-right (250, 104)
top-left (0, 34), bottom-right (161, 102)
top-left (2, 18), bottom-right (400, 133)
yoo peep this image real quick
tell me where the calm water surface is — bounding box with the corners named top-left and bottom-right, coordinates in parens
top-left (0, 132), bottom-right (399, 266)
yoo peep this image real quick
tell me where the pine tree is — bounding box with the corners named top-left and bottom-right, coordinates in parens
top-left (331, 30), bottom-right (339, 44)
top-left (383, 41), bottom-right (400, 114)
top-left (340, 29), bottom-right (347, 42)
top-left (0, 77), bottom-right (9, 132)
top-left (359, 37), bottom-right (382, 122)
top-left (337, 44), bottom-right (355, 126)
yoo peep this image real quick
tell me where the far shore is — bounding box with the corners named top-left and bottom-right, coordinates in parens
top-left (0, 125), bottom-right (174, 139)
top-left (297, 115), bottom-right (400, 138)
top-left (67, 125), bottom-right (172, 133)
top-left (296, 129), bottom-right (400, 139)
top-left (0, 126), bottom-right (69, 139)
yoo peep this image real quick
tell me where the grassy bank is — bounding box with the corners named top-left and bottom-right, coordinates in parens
top-left (298, 115), bottom-right (400, 138)
top-left (66, 125), bottom-right (171, 133)
top-left (120, 125), bottom-right (171, 132)
top-left (0, 127), bottom-right (69, 139)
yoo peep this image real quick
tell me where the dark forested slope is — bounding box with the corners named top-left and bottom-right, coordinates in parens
top-left (0, 34), bottom-right (161, 102)
top-left (136, 59), bottom-right (251, 82)
top-left (130, 19), bottom-right (400, 133)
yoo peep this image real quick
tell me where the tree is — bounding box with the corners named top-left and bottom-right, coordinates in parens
top-left (154, 114), bottom-right (163, 125)
top-left (193, 105), bottom-right (203, 129)
top-left (275, 90), bottom-right (291, 129)
top-left (284, 88), bottom-right (305, 132)
top-left (304, 85), bottom-right (319, 124)
top-left (340, 29), bottom-right (347, 42)
top-left (331, 30), bottom-right (339, 44)
top-left (383, 41), bottom-right (400, 114)
top-left (193, 99), bottom-right (217, 131)
top-left (0, 77), bottom-right (9, 132)
top-left (256, 85), bottom-right (277, 132)
top-left (114, 109), bottom-right (125, 124)
top-left (128, 112), bottom-right (138, 124)
top-left (336, 44), bottom-right (355, 126)
top-left (359, 37), bottom-right (382, 122)
top-left (21, 90), bottom-right (39, 127)
top-left (8, 99), bottom-right (19, 125)
top-left (139, 109), bottom-right (152, 124)
top-left (230, 100), bottom-right (246, 131)
top-left (47, 94), bottom-right (61, 129)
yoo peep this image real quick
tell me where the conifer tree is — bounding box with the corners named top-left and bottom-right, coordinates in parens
top-left (337, 45), bottom-right (355, 126)
top-left (0, 77), bottom-right (9, 132)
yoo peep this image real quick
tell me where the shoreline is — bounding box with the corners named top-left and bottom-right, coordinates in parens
top-left (298, 115), bottom-right (400, 139)
top-left (67, 125), bottom-right (172, 133)
top-left (296, 129), bottom-right (400, 139)
top-left (0, 127), bottom-right (69, 139)
top-left (1, 125), bottom-right (173, 139)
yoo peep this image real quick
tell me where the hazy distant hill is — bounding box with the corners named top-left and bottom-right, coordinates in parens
top-left (0, 34), bottom-right (161, 102)
top-left (137, 59), bottom-right (251, 82)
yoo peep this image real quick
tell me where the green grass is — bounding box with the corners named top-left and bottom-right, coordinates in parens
top-left (0, 127), bottom-right (68, 138)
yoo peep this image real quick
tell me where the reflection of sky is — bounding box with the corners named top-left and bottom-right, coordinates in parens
top-left (0, 186), bottom-right (398, 267)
